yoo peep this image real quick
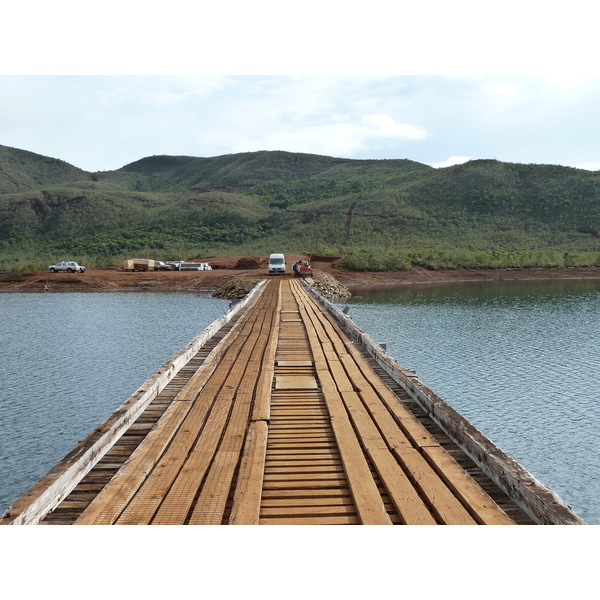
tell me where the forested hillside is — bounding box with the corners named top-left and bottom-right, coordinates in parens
top-left (1, 144), bottom-right (599, 272)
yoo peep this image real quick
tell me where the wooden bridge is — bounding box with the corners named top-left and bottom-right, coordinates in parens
top-left (1, 278), bottom-right (585, 525)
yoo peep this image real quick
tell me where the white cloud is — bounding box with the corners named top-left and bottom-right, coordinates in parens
top-left (360, 114), bottom-right (427, 140)
top-left (90, 76), bottom-right (233, 108)
top-left (576, 161), bottom-right (600, 171)
top-left (430, 156), bottom-right (471, 168)
top-left (228, 112), bottom-right (427, 158)
top-left (230, 122), bottom-right (372, 157)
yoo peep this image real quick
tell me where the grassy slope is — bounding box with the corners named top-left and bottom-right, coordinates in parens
top-left (1, 145), bottom-right (599, 271)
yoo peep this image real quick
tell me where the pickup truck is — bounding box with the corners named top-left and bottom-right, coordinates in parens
top-left (49, 261), bottom-right (86, 273)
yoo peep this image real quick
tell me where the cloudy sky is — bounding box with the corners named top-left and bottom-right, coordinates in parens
top-left (2, 2), bottom-right (599, 173)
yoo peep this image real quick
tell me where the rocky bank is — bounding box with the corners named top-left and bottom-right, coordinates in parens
top-left (212, 274), bottom-right (262, 299)
top-left (303, 272), bottom-right (352, 299)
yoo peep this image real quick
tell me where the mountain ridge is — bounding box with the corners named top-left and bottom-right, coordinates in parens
top-left (1, 144), bottom-right (598, 272)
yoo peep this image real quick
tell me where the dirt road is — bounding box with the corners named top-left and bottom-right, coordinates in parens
top-left (1, 254), bottom-right (599, 293)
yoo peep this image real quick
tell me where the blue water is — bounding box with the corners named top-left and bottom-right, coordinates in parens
top-left (338, 279), bottom-right (600, 524)
top-left (0, 292), bottom-right (228, 514)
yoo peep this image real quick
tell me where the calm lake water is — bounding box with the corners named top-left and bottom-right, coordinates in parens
top-left (1, 281), bottom-right (598, 524)
top-left (338, 279), bottom-right (600, 524)
top-left (0, 292), bottom-right (229, 515)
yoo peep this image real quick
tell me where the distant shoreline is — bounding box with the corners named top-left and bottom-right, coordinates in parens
top-left (333, 265), bottom-right (600, 289)
top-left (2, 260), bottom-right (600, 294)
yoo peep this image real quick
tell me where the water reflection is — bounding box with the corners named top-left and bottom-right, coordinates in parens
top-left (348, 278), bottom-right (600, 304)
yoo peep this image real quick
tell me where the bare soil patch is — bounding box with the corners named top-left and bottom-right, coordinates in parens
top-left (1, 255), bottom-right (599, 294)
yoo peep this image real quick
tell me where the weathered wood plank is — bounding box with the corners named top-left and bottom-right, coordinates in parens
top-left (259, 515), bottom-right (360, 525)
top-left (229, 421), bottom-right (269, 525)
top-left (261, 497), bottom-right (355, 508)
top-left (261, 488), bottom-right (351, 498)
top-left (260, 505), bottom-right (358, 516)
top-left (421, 446), bottom-right (515, 525)
top-left (251, 283), bottom-right (281, 422)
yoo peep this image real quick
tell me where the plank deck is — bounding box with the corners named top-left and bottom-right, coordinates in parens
top-left (3, 277), bottom-right (541, 525)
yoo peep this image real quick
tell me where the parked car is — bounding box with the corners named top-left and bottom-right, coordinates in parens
top-left (166, 261), bottom-right (212, 271)
top-left (49, 261), bottom-right (86, 273)
top-left (154, 261), bottom-right (171, 271)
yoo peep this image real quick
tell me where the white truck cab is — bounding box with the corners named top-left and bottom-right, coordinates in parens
top-left (268, 253), bottom-right (286, 275)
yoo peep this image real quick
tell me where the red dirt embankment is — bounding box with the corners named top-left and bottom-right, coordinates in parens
top-left (1, 254), bottom-right (599, 294)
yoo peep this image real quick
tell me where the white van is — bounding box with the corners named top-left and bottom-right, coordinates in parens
top-left (268, 253), bottom-right (286, 275)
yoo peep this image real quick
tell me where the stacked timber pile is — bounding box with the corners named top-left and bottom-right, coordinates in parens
top-left (305, 271), bottom-right (351, 299)
top-left (212, 275), bottom-right (259, 299)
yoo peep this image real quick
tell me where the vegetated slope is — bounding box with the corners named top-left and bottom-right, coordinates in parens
top-left (0, 144), bottom-right (599, 271)
top-left (0, 145), bottom-right (90, 193)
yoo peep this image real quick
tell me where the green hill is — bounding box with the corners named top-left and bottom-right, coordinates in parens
top-left (1, 144), bottom-right (599, 272)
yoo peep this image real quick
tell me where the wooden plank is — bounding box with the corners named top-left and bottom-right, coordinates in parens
top-left (274, 376), bottom-right (319, 389)
top-left (267, 433), bottom-right (335, 440)
top-left (189, 291), bottom-right (280, 525)
top-left (42, 276), bottom-right (539, 526)
top-left (297, 281), bottom-right (531, 524)
top-left (261, 480), bottom-right (349, 490)
top-left (322, 298), bottom-right (456, 523)
top-left (289, 283), bottom-right (392, 524)
top-left (261, 497), bottom-right (355, 508)
top-left (252, 281), bottom-right (281, 421)
top-left (391, 448), bottom-right (477, 525)
top-left (259, 515), bottom-right (360, 525)
top-left (267, 444), bottom-right (337, 451)
top-left (277, 360), bottom-right (314, 367)
top-left (261, 488), bottom-right (351, 498)
top-left (264, 448), bottom-right (338, 456)
top-left (305, 283), bottom-right (586, 525)
top-left (229, 421), bottom-right (269, 525)
top-left (422, 446), bottom-right (515, 525)
top-left (85, 321), bottom-right (259, 531)
top-left (301, 291), bottom-right (436, 449)
top-left (265, 466), bottom-right (345, 474)
top-left (260, 505), bottom-right (357, 517)
top-left (4, 282), bottom-right (269, 526)
top-left (263, 472), bottom-right (347, 482)
top-left (269, 407), bottom-right (328, 414)
top-left (265, 460), bottom-right (341, 468)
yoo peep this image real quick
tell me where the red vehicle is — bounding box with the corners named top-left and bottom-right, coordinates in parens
top-left (293, 260), bottom-right (313, 277)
